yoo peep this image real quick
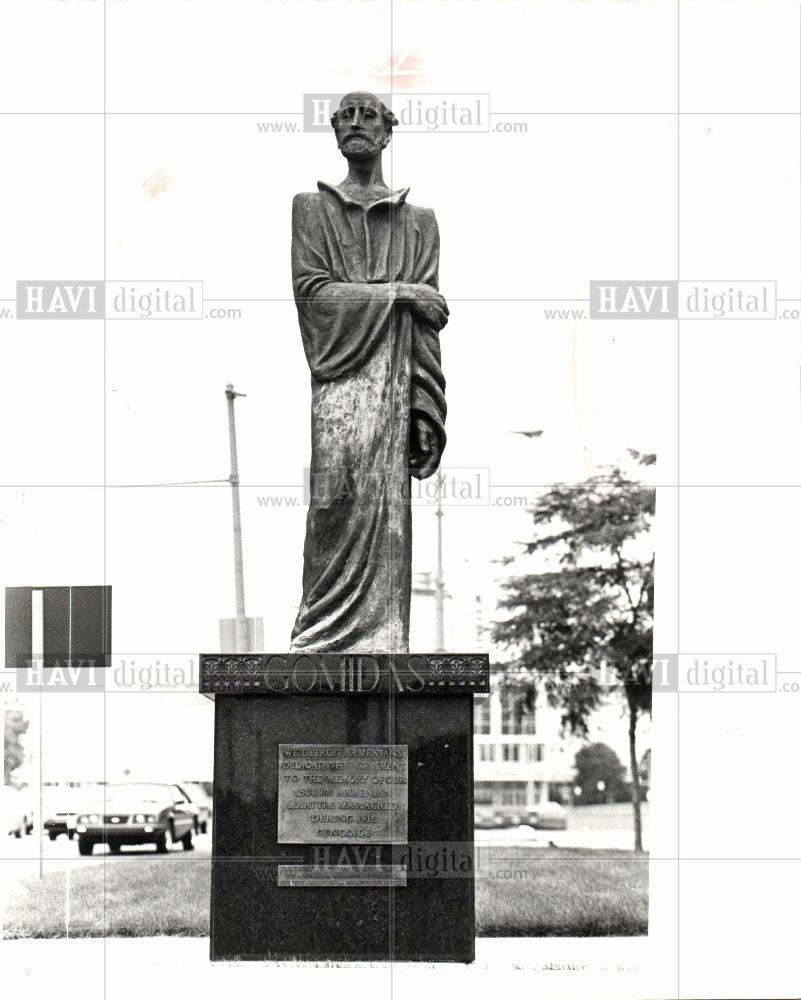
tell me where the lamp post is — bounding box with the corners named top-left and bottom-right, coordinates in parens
top-left (225, 383), bottom-right (248, 652)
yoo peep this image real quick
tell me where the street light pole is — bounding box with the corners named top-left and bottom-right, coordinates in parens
top-left (32, 588), bottom-right (43, 880)
top-left (225, 383), bottom-right (247, 652)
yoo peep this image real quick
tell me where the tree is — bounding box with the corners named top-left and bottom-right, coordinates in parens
top-left (4, 710), bottom-right (29, 786)
top-left (574, 742), bottom-right (627, 804)
top-left (639, 747), bottom-right (651, 800)
top-left (493, 452), bottom-right (654, 851)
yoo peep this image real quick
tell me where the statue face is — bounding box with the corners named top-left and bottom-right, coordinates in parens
top-left (334, 93), bottom-right (390, 161)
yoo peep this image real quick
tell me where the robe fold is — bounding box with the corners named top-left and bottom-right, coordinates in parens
top-left (290, 181), bottom-right (447, 653)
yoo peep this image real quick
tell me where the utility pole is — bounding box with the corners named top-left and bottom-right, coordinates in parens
top-left (225, 383), bottom-right (248, 652)
top-left (434, 468), bottom-right (445, 652)
top-left (32, 588), bottom-right (43, 879)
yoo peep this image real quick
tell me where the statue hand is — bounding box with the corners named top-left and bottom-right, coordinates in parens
top-left (396, 283), bottom-right (449, 330)
top-left (409, 414), bottom-right (440, 481)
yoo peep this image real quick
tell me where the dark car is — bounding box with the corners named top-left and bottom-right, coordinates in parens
top-left (179, 782), bottom-right (212, 835)
top-left (75, 782), bottom-right (197, 856)
top-left (44, 810), bottom-right (76, 840)
top-left (475, 801), bottom-right (568, 831)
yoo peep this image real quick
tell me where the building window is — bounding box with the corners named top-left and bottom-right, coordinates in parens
top-left (502, 744), bottom-right (520, 762)
top-left (474, 695), bottom-right (491, 734)
top-left (474, 782), bottom-right (493, 805)
top-left (478, 744), bottom-right (496, 762)
top-left (474, 781), bottom-right (526, 808)
top-left (526, 744), bottom-right (544, 764)
top-left (499, 784), bottom-right (526, 806)
top-left (500, 688), bottom-right (536, 735)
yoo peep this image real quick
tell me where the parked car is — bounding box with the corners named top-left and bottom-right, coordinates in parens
top-left (170, 785), bottom-right (202, 835)
top-left (475, 800), bottom-right (568, 831)
top-left (475, 804), bottom-right (512, 829)
top-left (75, 782), bottom-right (197, 856)
top-left (3, 785), bottom-right (28, 838)
top-left (179, 782), bottom-right (212, 834)
top-left (523, 801), bottom-right (568, 831)
top-left (17, 789), bottom-right (35, 835)
top-left (44, 791), bottom-right (80, 840)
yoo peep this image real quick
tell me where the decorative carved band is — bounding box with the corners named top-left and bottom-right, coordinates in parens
top-left (199, 653), bottom-right (490, 695)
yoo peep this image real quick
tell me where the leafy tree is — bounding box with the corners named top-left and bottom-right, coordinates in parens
top-left (4, 710), bottom-right (29, 786)
top-left (493, 452), bottom-right (654, 851)
top-left (574, 742), bottom-right (627, 804)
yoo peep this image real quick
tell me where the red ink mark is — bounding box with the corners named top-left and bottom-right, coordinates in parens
top-left (142, 168), bottom-right (177, 198)
top-left (350, 50), bottom-right (431, 91)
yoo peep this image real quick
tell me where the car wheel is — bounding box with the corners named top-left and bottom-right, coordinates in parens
top-left (68, 830), bottom-right (75, 841)
top-left (78, 837), bottom-right (94, 856)
top-left (109, 842), bottom-right (121, 855)
top-left (200, 821), bottom-right (208, 835)
top-left (155, 831), bottom-right (168, 853)
top-left (49, 831), bottom-right (58, 841)
top-left (181, 829), bottom-right (194, 851)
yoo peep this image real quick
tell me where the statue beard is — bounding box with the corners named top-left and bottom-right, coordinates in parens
top-left (340, 135), bottom-right (382, 161)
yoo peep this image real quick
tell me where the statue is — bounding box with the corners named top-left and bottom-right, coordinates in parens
top-left (290, 91), bottom-right (449, 654)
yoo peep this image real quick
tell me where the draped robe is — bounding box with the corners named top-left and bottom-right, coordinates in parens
top-left (290, 181), bottom-right (447, 653)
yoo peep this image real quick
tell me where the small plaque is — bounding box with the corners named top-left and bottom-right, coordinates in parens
top-left (277, 744), bottom-right (408, 844)
top-left (277, 864), bottom-right (407, 888)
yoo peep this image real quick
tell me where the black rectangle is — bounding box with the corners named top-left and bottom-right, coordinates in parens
top-left (4, 586), bottom-right (111, 669)
top-left (4, 587), bottom-right (32, 669)
top-left (210, 694), bottom-right (475, 962)
top-left (43, 586), bottom-right (112, 667)
top-left (67, 586), bottom-right (112, 668)
top-left (42, 587), bottom-right (70, 666)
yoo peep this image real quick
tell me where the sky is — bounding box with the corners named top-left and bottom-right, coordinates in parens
top-left (1, 0), bottom-right (800, 786)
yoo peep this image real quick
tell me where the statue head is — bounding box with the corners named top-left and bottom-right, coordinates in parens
top-left (331, 91), bottom-right (398, 162)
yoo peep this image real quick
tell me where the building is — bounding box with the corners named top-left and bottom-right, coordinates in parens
top-left (412, 565), bottom-right (575, 814)
top-left (473, 682), bottom-right (575, 813)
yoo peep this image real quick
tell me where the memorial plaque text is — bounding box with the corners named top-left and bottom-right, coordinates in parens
top-left (277, 744), bottom-right (408, 844)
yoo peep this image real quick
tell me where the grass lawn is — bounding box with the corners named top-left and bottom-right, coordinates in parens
top-left (4, 857), bottom-right (211, 939)
top-left (3, 848), bottom-right (647, 939)
top-left (476, 848), bottom-right (648, 937)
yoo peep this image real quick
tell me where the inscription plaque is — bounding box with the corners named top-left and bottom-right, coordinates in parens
top-left (277, 864), bottom-right (407, 888)
top-left (277, 744), bottom-right (408, 844)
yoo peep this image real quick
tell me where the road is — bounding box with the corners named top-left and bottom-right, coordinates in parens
top-left (476, 803), bottom-right (649, 851)
top-left (3, 801), bottom-right (646, 905)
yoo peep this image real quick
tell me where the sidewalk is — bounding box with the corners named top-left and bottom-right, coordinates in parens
top-left (476, 827), bottom-right (646, 851)
top-left (1, 935), bottom-right (655, 999)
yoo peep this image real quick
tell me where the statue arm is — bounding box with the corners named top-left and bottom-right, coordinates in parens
top-left (409, 207), bottom-right (447, 480)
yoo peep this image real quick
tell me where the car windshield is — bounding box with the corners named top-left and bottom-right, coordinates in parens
top-left (104, 784), bottom-right (169, 804)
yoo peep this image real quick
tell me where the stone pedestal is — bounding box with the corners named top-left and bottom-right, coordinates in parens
top-left (200, 653), bottom-right (489, 963)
